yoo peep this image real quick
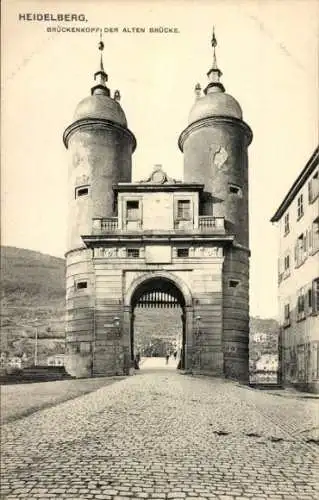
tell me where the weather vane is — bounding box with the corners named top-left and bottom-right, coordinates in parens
top-left (98, 31), bottom-right (104, 52)
top-left (97, 31), bottom-right (105, 72)
top-left (211, 26), bottom-right (217, 48)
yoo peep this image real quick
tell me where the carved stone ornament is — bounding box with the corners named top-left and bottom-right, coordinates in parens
top-left (139, 164), bottom-right (178, 184)
top-left (117, 248), bottom-right (127, 258)
top-left (205, 247), bottom-right (219, 257)
top-left (104, 248), bottom-right (117, 258)
top-left (94, 247), bottom-right (118, 258)
top-left (195, 247), bottom-right (222, 257)
top-left (211, 146), bottom-right (228, 170)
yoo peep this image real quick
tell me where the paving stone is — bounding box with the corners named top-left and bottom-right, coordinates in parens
top-left (1, 362), bottom-right (318, 500)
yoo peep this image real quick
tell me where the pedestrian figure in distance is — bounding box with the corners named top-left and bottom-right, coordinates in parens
top-left (165, 352), bottom-right (170, 365)
top-left (173, 350), bottom-right (177, 360)
top-left (134, 352), bottom-right (141, 369)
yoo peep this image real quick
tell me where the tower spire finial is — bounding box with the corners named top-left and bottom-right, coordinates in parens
top-left (98, 30), bottom-right (105, 72)
top-left (211, 26), bottom-right (218, 69)
top-left (204, 27), bottom-right (225, 94)
top-left (91, 31), bottom-right (110, 96)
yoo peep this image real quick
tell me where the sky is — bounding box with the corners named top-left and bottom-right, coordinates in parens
top-left (1, 0), bottom-right (318, 319)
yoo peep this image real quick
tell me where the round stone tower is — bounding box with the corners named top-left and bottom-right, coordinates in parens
top-left (63, 40), bottom-right (136, 251)
top-left (63, 39), bottom-right (136, 377)
top-left (178, 31), bottom-right (253, 381)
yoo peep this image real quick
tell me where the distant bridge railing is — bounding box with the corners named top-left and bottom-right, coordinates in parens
top-left (249, 370), bottom-right (278, 385)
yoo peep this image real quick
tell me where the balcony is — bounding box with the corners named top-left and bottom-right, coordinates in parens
top-left (92, 216), bottom-right (225, 235)
top-left (93, 217), bottom-right (118, 233)
top-left (198, 216), bottom-right (225, 232)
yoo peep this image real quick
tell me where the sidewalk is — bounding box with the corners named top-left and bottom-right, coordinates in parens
top-left (244, 384), bottom-right (319, 399)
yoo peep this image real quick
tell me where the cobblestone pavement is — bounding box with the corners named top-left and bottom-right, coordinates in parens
top-left (1, 358), bottom-right (318, 500)
top-left (1, 378), bottom-right (123, 424)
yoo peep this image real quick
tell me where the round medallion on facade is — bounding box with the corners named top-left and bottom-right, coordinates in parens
top-left (152, 169), bottom-right (166, 184)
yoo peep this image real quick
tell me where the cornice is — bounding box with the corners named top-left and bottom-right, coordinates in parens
top-left (113, 183), bottom-right (204, 193)
top-left (178, 115), bottom-right (253, 151)
top-left (81, 234), bottom-right (235, 246)
top-left (232, 241), bottom-right (251, 257)
top-left (270, 145), bottom-right (319, 222)
top-left (64, 246), bottom-right (90, 258)
top-left (63, 118), bottom-right (137, 151)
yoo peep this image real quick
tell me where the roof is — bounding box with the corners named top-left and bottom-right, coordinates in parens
top-left (188, 91), bottom-right (243, 125)
top-left (270, 146), bottom-right (319, 222)
top-left (114, 183), bottom-right (204, 193)
top-left (73, 94), bottom-right (127, 127)
top-left (114, 165), bottom-right (204, 192)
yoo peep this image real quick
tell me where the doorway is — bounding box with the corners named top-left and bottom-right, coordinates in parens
top-left (129, 277), bottom-right (186, 369)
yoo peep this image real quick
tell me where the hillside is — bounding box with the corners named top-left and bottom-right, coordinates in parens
top-left (1, 247), bottom-right (65, 361)
top-left (250, 317), bottom-right (278, 335)
top-left (1, 246), bottom-right (278, 361)
top-left (2, 246), bottom-right (65, 305)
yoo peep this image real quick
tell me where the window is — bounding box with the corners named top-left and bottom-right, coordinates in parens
top-left (295, 233), bottom-right (307, 266)
top-left (281, 253), bottom-right (290, 280)
top-left (284, 254), bottom-right (290, 271)
top-left (177, 200), bottom-right (191, 220)
top-left (307, 288), bottom-right (313, 313)
top-left (297, 288), bottom-right (305, 321)
top-left (297, 294), bottom-right (305, 313)
top-left (297, 194), bottom-right (304, 220)
top-left (76, 281), bottom-right (87, 290)
top-left (177, 248), bottom-right (189, 258)
top-left (312, 218), bottom-right (319, 252)
top-left (229, 279), bottom-right (240, 288)
top-left (229, 184), bottom-right (242, 196)
top-left (312, 278), bottom-right (319, 314)
top-left (126, 200), bottom-right (139, 220)
top-left (75, 186), bottom-right (89, 198)
top-left (284, 213), bottom-right (290, 235)
top-left (284, 303), bottom-right (290, 327)
top-left (308, 171), bottom-right (319, 203)
top-left (127, 248), bottom-right (140, 258)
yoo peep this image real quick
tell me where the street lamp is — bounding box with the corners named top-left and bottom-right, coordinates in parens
top-left (195, 315), bottom-right (201, 337)
top-left (193, 315), bottom-right (202, 369)
top-left (34, 326), bottom-right (38, 366)
top-left (113, 316), bottom-right (121, 336)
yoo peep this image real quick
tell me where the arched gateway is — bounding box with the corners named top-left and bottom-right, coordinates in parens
top-left (64, 34), bottom-right (252, 382)
top-left (124, 272), bottom-right (193, 369)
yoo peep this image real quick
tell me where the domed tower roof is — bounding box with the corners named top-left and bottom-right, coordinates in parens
top-left (63, 35), bottom-right (137, 149)
top-left (73, 36), bottom-right (127, 127)
top-left (188, 29), bottom-right (242, 125)
top-left (189, 92), bottom-right (242, 123)
top-left (74, 95), bottom-right (127, 126)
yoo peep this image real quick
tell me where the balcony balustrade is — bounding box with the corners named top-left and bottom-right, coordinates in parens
top-left (92, 215), bottom-right (225, 235)
top-left (92, 217), bottom-right (118, 234)
top-left (198, 216), bottom-right (225, 231)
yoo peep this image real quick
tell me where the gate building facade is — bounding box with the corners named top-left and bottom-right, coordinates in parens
top-left (63, 33), bottom-right (253, 380)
